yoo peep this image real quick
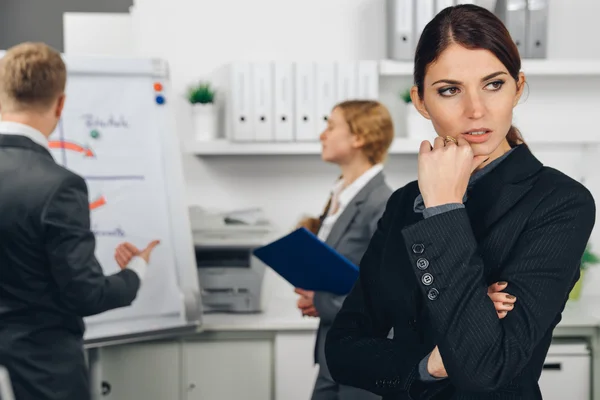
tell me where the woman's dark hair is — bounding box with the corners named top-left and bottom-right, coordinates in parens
top-left (414, 4), bottom-right (524, 147)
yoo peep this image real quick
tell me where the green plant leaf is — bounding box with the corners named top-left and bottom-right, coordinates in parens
top-left (399, 88), bottom-right (412, 104)
top-left (187, 81), bottom-right (216, 104)
top-left (581, 244), bottom-right (600, 270)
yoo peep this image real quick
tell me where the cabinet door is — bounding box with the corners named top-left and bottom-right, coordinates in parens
top-left (539, 354), bottom-right (590, 400)
top-left (100, 341), bottom-right (181, 400)
top-left (183, 339), bottom-right (272, 400)
top-left (275, 332), bottom-right (319, 400)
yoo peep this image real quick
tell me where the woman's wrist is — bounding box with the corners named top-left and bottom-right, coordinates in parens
top-left (424, 197), bottom-right (463, 209)
top-left (427, 346), bottom-right (449, 378)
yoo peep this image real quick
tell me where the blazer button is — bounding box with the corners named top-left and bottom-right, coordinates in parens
top-left (422, 273), bottom-right (434, 286)
top-left (416, 258), bottom-right (429, 270)
top-left (412, 243), bottom-right (425, 254)
top-left (428, 288), bottom-right (439, 301)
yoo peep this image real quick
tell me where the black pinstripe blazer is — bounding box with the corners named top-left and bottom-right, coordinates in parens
top-left (324, 144), bottom-right (596, 399)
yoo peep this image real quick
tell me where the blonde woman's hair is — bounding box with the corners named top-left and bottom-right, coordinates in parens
top-left (0, 42), bottom-right (66, 113)
top-left (336, 99), bottom-right (394, 164)
top-left (297, 99), bottom-right (394, 234)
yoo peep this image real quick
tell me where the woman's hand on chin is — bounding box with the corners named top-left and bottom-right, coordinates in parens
top-left (418, 135), bottom-right (488, 208)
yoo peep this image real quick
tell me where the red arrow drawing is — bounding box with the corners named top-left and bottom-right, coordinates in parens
top-left (48, 140), bottom-right (95, 157)
top-left (89, 196), bottom-right (107, 210)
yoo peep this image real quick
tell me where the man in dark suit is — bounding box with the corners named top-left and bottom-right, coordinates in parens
top-left (0, 42), bottom-right (159, 400)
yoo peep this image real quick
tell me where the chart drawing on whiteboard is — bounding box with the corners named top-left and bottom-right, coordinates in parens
top-left (47, 75), bottom-right (185, 326)
top-left (49, 122), bottom-right (148, 214)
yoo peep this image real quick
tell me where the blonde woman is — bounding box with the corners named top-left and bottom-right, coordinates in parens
top-left (295, 100), bottom-right (394, 400)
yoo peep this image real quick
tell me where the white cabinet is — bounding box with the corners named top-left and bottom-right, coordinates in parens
top-left (100, 341), bottom-right (181, 400)
top-left (275, 331), bottom-right (319, 400)
top-left (539, 342), bottom-right (591, 400)
top-left (182, 338), bottom-right (272, 400)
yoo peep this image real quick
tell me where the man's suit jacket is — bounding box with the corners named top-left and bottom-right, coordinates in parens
top-left (325, 144), bottom-right (596, 399)
top-left (0, 134), bottom-right (141, 400)
top-left (312, 172), bottom-right (392, 394)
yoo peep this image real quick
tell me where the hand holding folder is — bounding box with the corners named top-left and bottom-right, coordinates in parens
top-left (252, 228), bottom-right (359, 295)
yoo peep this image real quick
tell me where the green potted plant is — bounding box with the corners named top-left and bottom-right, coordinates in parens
top-left (400, 88), bottom-right (436, 140)
top-left (569, 244), bottom-right (600, 301)
top-left (187, 81), bottom-right (217, 141)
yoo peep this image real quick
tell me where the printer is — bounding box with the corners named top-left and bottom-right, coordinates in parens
top-left (189, 206), bottom-right (276, 313)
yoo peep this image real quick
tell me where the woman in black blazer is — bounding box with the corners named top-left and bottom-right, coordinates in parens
top-left (325, 5), bottom-right (595, 400)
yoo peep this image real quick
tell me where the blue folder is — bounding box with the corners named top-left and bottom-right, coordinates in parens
top-left (252, 227), bottom-right (359, 295)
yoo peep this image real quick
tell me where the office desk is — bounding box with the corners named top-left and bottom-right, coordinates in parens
top-left (197, 298), bottom-right (320, 400)
top-left (98, 298), bottom-right (319, 400)
top-left (200, 298), bottom-right (600, 400)
top-left (553, 300), bottom-right (600, 400)
top-left (97, 298), bottom-right (600, 400)
top-left (201, 296), bottom-right (320, 332)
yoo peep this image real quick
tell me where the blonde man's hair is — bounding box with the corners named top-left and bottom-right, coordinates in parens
top-left (335, 100), bottom-right (394, 164)
top-left (0, 42), bottom-right (66, 112)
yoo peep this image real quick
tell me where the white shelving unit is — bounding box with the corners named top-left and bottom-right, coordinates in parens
top-left (379, 59), bottom-right (600, 77)
top-left (184, 137), bottom-right (600, 156)
top-left (184, 138), bottom-right (425, 156)
top-left (184, 59), bottom-right (600, 156)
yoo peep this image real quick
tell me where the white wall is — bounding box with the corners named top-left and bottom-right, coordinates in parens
top-left (67, 0), bottom-right (600, 298)
top-left (0, 0), bottom-right (132, 51)
top-left (64, 13), bottom-right (133, 55)
top-left (547, 0), bottom-right (600, 59)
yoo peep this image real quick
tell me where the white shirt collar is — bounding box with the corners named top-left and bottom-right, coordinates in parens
top-left (333, 164), bottom-right (384, 209)
top-left (0, 121), bottom-right (49, 150)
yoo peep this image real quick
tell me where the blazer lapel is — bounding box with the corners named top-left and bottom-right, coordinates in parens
top-left (466, 145), bottom-right (543, 234)
top-left (325, 202), bottom-right (359, 249)
top-left (325, 172), bottom-right (385, 249)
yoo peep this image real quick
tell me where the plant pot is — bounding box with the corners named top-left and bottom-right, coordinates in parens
top-left (192, 103), bottom-right (217, 142)
top-left (406, 104), bottom-right (437, 141)
top-left (569, 269), bottom-right (585, 301)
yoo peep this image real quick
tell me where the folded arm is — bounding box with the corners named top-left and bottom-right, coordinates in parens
top-left (325, 189), bottom-right (452, 398)
top-left (402, 185), bottom-right (595, 391)
top-left (42, 175), bottom-right (143, 317)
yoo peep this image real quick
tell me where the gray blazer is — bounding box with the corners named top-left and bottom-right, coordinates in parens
top-left (312, 171), bottom-right (392, 396)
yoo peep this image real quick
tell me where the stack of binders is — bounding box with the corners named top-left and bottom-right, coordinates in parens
top-left (386, 0), bottom-right (549, 61)
top-left (494, 0), bottom-right (549, 59)
top-left (219, 61), bottom-right (380, 143)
